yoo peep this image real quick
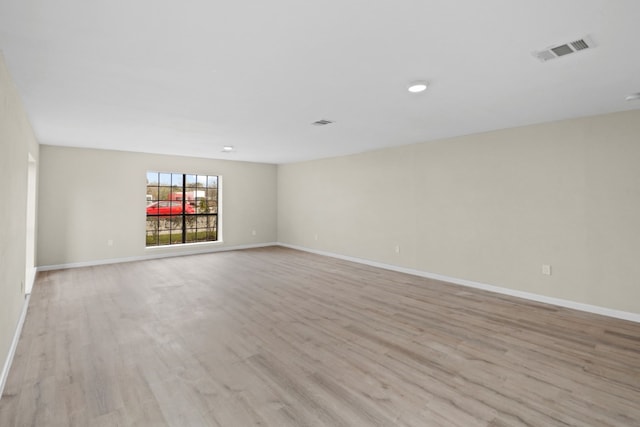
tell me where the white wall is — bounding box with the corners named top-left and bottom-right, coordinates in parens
top-left (0, 53), bottom-right (39, 387)
top-left (37, 146), bottom-right (277, 267)
top-left (278, 110), bottom-right (640, 314)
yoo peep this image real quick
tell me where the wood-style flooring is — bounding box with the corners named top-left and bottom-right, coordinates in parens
top-left (1, 247), bottom-right (639, 426)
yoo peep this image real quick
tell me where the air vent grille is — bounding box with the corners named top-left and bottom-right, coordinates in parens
top-left (571, 39), bottom-right (589, 51)
top-left (551, 44), bottom-right (574, 57)
top-left (312, 119), bottom-right (333, 126)
top-left (533, 36), bottom-right (595, 62)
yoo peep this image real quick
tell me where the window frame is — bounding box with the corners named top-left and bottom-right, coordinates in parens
top-left (145, 172), bottom-right (220, 247)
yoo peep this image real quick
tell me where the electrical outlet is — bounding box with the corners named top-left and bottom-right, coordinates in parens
top-left (251, 229), bottom-right (256, 236)
top-left (107, 239), bottom-right (114, 246)
top-left (394, 245), bottom-right (401, 254)
top-left (542, 264), bottom-right (552, 275)
top-left (314, 233), bottom-right (318, 241)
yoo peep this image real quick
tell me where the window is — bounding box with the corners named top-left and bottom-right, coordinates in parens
top-left (146, 172), bottom-right (219, 246)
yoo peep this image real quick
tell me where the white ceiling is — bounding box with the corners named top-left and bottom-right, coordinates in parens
top-left (1, 0), bottom-right (639, 164)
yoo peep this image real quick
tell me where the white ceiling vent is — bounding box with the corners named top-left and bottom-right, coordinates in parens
top-left (533, 36), bottom-right (596, 62)
top-left (312, 119), bottom-right (334, 126)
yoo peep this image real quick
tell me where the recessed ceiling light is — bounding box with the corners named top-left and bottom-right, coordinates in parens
top-left (407, 81), bottom-right (428, 93)
top-left (625, 92), bottom-right (640, 101)
top-left (222, 146), bottom-right (234, 152)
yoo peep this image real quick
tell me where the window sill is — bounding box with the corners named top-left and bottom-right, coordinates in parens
top-left (145, 240), bottom-right (224, 251)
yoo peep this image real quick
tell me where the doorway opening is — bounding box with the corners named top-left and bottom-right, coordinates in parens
top-left (25, 153), bottom-right (36, 294)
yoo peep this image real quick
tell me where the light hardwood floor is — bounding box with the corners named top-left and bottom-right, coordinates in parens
top-left (1, 247), bottom-right (639, 426)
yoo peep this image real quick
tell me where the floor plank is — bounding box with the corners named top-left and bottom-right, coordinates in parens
top-left (1, 247), bottom-right (639, 426)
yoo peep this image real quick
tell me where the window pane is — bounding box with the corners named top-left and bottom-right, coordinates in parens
top-left (159, 173), bottom-right (172, 186)
top-left (170, 232), bottom-right (183, 244)
top-left (147, 171), bottom-right (159, 185)
top-left (170, 216), bottom-right (182, 230)
top-left (185, 174), bottom-right (197, 189)
top-left (146, 216), bottom-right (159, 246)
top-left (158, 186), bottom-right (172, 201)
top-left (158, 216), bottom-right (169, 228)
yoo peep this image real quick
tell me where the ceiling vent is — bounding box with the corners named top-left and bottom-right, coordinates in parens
top-left (312, 119), bottom-right (334, 126)
top-left (533, 36), bottom-right (596, 62)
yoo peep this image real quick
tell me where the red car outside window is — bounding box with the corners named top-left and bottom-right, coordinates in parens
top-left (146, 201), bottom-right (195, 215)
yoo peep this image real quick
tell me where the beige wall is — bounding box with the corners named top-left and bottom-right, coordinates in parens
top-left (278, 110), bottom-right (640, 314)
top-left (0, 54), bottom-right (39, 380)
top-left (38, 146), bottom-right (277, 267)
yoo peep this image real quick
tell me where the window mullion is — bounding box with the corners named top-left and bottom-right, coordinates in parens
top-left (182, 174), bottom-right (187, 243)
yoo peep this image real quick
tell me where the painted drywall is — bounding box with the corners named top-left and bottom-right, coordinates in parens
top-left (37, 146), bottom-right (277, 267)
top-left (0, 53), bottom-right (39, 386)
top-left (278, 110), bottom-right (640, 314)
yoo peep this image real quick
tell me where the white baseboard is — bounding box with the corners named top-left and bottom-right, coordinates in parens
top-left (37, 242), bottom-right (278, 272)
top-left (0, 294), bottom-right (30, 400)
top-left (277, 243), bottom-right (640, 323)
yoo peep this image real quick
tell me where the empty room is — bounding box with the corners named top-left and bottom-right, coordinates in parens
top-left (1, 1), bottom-right (640, 426)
